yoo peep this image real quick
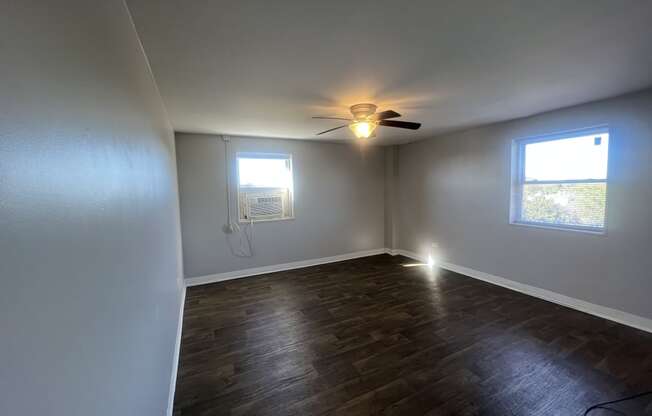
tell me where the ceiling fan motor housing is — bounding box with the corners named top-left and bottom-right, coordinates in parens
top-left (350, 103), bottom-right (377, 120)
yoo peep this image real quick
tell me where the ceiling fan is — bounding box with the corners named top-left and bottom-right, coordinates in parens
top-left (313, 103), bottom-right (421, 139)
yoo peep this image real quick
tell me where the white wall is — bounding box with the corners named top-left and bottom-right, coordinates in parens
top-left (0, 1), bottom-right (183, 415)
top-left (175, 133), bottom-right (385, 278)
top-left (396, 89), bottom-right (652, 321)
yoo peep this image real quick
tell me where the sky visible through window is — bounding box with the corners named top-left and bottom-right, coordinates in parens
top-left (238, 157), bottom-right (292, 188)
top-left (524, 133), bottom-right (609, 181)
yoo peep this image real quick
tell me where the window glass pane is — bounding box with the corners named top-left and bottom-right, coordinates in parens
top-left (524, 133), bottom-right (609, 181)
top-left (521, 182), bottom-right (606, 228)
top-left (238, 158), bottom-right (291, 188)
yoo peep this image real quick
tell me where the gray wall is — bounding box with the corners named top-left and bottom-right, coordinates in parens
top-left (0, 1), bottom-right (183, 415)
top-left (396, 89), bottom-right (652, 320)
top-left (384, 146), bottom-right (399, 250)
top-left (176, 134), bottom-right (385, 278)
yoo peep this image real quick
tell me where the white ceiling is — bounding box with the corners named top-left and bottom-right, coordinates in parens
top-left (127, 0), bottom-right (652, 145)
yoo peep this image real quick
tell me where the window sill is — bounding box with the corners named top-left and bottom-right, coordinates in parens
top-left (509, 220), bottom-right (606, 236)
top-left (239, 216), bottom-right (295, 224)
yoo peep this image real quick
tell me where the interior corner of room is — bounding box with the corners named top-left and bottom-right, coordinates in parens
top-left (3, 1), bottom-right (652, 415)
top-left (175, 92), bottom-right (652, 331)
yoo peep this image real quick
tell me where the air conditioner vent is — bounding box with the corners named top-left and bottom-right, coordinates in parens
top-left (239, 188), bottom-right (291, 221)
top-left (250, 196), bottom-right (283, 217)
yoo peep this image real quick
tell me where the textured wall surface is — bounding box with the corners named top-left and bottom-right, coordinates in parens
top-left (0, 1), bottom-right (183, 415)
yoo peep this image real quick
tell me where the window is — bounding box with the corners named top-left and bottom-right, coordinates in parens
top-left (511, 127), bottom-right (609, 233)
top-left (236, 153), bottom-right (294, 222)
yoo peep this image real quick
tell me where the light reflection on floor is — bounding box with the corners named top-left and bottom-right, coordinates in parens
top-left (401, 263), bottom-right (430, 267)
top-left (401, 255), bottom-right (440, 282)
top-left (402, 255), bottom-right (435, 267)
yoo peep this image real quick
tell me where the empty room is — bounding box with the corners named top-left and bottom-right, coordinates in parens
top-left (3, 1), bottom-right (652, 415)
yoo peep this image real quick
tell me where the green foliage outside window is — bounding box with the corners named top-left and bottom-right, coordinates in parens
top-left (521, 183), bottom-right (606, 228)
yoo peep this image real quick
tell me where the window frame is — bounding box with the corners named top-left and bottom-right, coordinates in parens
top-left (235, 152), bottom-right (295, 223)
top-left (509, 125), bottom-right (610, 235)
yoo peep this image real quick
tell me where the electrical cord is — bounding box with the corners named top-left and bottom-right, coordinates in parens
top-left (226, 221), bottom-right (254, 257)
top-left (591, 406), bottom-right (627, 416)
top-left (584, 390), bottom-right (652, 415)
top-left (222, 136), bottom-right (254, 258)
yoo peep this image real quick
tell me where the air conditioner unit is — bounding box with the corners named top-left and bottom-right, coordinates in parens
top-left (240, 189), bottom-right (289, 221)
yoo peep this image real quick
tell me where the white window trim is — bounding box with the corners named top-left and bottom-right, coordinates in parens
top-left (235, 152), bottom-right (295, 223)
top-left (509, 125), bottom-right (610, 235)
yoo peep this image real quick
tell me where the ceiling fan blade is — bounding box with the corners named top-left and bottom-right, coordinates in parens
top-left (316, 125), bottom-right (348, 135)
top-left (378, 120), bottom-right (421, 130)
top-left (312, 116), bottom-right (352, 121)
top-left (373, 110), bottom-right (401, 120)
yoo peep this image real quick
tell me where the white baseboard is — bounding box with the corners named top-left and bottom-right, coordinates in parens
top-left (387, 249), bottom-right (652, 334)
top-left (183, 246), bottom-right (651, 332)
top-left (185, 248), bottom-right (387, 287)
top-left (167, 286), bottom-right (186, 416)
top-left (386, 248), bottom-right (424, 260)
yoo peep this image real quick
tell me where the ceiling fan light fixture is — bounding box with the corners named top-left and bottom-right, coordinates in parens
top-left (349, 121), bottom-right (377, 138)
top-left (313, 103), bottom-right (419, 137)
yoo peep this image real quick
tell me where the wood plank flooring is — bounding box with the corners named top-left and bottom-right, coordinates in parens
top-left (173, 254), bottom-right (652, 415)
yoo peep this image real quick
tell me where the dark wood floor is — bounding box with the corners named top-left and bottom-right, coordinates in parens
top-left (174, 255), bottom-right (652, 415)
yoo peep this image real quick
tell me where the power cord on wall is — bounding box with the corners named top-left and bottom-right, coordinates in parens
top-left (226, 219), bottom-right (254, 258)
top-left (222, 136), bottom-right (254, 257)
top-left (583, 390), bottom-right (652, 415)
